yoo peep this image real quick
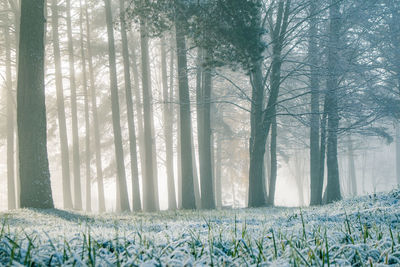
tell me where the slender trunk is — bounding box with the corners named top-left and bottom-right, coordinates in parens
top-left (18, 0), bottom-right (54, 209)
top-left (4, 3), bottom-right (16, 209)
top-left (51, 0), bottom-right (74, 209)
top-left (196, 48), bottom-right (204, 207)
top-left (215, 131), bottom-right (222, 208)
top-left (263, 135), bottom-right (270, 201)
top-left (191, 133), bottom-right (201, 208)
top-left (161, 37), bottom-right (177, 210)
top-left (325, 0), bottom-right (341, 203)
top-left (128, 34), bottom-right (147, 207)
top-left (66, 0), bottom-right (82, 212)
top-left (396, 123), bottom-right (400, 184)
top-left (85, 0), bottom-right (105, 212)
top-left (175, 21), bottom-right (196, 209)
top-left (13, 0), bottom-right (21, 209)
top-left (177, 96), bottom-right (183, 209)
top-left (120, 0), bottom-right (141, 211)
top-left (198, 48), bottom-right (215, 209)
top-left (150, 100), bottom-right (160, 210)
top-left (267, 113), bottom-right (277, 206)
top-left (347, 136), bottom-right (357, 196)
top-left (319, 96), bottom-right (328, 203)
top-left (309, 0), bottom-right (321, 206)
top-left (104, 0), bottom-right (130, 212)
top-left (79, 0), bottom-right (91, 212)
top-left (140, 19), bottom-right (157, 212)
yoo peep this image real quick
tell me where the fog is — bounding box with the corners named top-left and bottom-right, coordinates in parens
top-left (1, 0), bottom-right (399, 212)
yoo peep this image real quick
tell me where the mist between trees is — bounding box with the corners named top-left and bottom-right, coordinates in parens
top-left (0, 0), bottom-right (399, 212)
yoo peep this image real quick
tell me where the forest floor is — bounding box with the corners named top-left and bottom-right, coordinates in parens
top-left (1, 191), bottom-right (400, 266)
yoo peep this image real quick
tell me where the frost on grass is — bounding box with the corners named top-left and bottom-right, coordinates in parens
top-left (1, 190), bottom-right (400, 266)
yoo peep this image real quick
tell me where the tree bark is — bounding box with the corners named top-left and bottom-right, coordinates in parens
top-left (79, 0), bottom-right (91, 212)
top-left (128, 34), bottom-right (147, 209)
top-left (396, 124), bottom-right (400, 185)
top-left (197, 48), bottom-right (215, 209)
top-left (267, 112), bottom-right (277, 206)
top-left (85, 0), bottom-right (105, 212)
top-left (309, 0), bottom-right (322, 206)
top-left (248, 62), bottom-right (268, 207)
top-left (51, 0), bottom-right (74, 209)
top-left (191, 132), bottom-right (202, 208)
top-left (161, 37), bottom-right (177, 210)
top-left (175, 21), bottom-right (196, 209)
top-left (104, 0), bottom-right (130, 212)
top-left (347, 136), bottom-right (357, 196)
top-left (66, 0), bottom-right (82, 211)
top-left (140, 19), bottom-right (157, 212)
top-left (18, 0), bottom-right (54, 209)
top-left (120, 0), bottom-right (141, 211)
top-left (4, 1), bottom-right (16, 209)
top-left (325, 0), bottom-right (342, 203)
top-left (214, 131), bottom-right (222, 208)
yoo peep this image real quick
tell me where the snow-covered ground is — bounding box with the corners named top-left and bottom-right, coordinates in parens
top-left (1, 190), bottom-right (400, 266)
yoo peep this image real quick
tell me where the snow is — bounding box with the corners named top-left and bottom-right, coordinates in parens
top-left (1, 190), bottom-right (400, 266)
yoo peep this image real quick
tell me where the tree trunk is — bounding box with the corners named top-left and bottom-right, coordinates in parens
top-left (161, 37), bottom-right (177, 210)
top-left (309, 0), bottom-right (322, 206)
top-left (140, 19), bottom-right (157, 212)
top-left (128, 34), bottom-right (147, 209)
top-left (177, 94), bottom-right (183, 209)
top-left (4, 2), bottom-right (16, 210)
top-left (51, 0), bottom-right (74, 210)
top-left (248, 62), bottom-right (267, 207)
top-left (120, 0), bottom-right (141, 211)
top-left (66, 0), bottom-right (82, 212)
top-left (175, 21), bottom-right (196, 209)
top-left (214, 131), bottom-right (222, 208)
top-left (104, 0), bottom-right (130, 212)
top-left (18, 0), bottom-right (54, 209)
top-left (191, 132), bottom-right (202, 208)
top-left (319, 97), bottom-right (328, 203)
top-left (198, 48), bottom-right (215, 209)
top-left (267, 113), bottom-right (277, 206)
top-left (263, 135), bottom-right (270, 201)
top-left (396, 123), bottom-right (400, 184)
top-left (248, 0), bottom-right (289, 208)
top-left (325, 0), bottom-right (341, 203)
top-left (79, 0), bottom-right (91, 212)
top-left (85, 0), bottom-right (105, 212)
top-left (13, 0), bottom-right (21, 209)
top-left (347, 136), bottom-right (357, 196)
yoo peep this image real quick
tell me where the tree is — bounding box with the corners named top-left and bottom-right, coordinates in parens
top-left (249, 0), bottom-right (291, 207)
top-left (175, 15), bottom-right (197, 209)
top-left (119, 0), bottom-right (141, 211)
top-left (104, 0), bottom-right (130, 212)
top-left (161, 36), bottom-right (177, 210)
top-left (51, 0), bottom-right (74, 209)
top-left (140, 18), bottom-right (158, 212)
top-left (325, 0), bottom-right (342, 203)
top-left (266, 115), bottom-right (277, 206)
top-left (3, 0), bottom-right (16, 209)
top-left (66, 0), bottom-right (82, 211)
top-left (79, 0), bottom-right (91, 212)
top-left (308, 0), bottom-right (322, 205)
top-left (197, 48), bottom-right (216, 209)
top-left (18, 0), bottom-right (54, 209)
top-left (85, 0), bottom-right (106, 212)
